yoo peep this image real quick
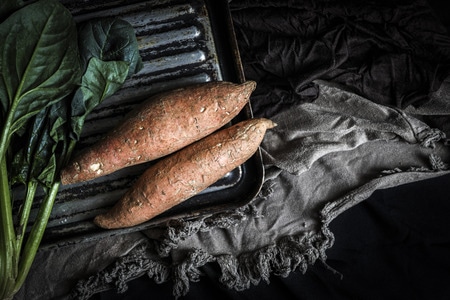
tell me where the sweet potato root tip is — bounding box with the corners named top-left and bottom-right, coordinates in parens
top-left (93, 118), bottom-right (275, 229)
top-left (60, 81), bottom-right (257, 185)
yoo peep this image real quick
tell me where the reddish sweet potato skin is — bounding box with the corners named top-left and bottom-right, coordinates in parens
top-left (94, 118), bottom-right (276, 229)
top-left (60, 80), bottom-right (256, 185)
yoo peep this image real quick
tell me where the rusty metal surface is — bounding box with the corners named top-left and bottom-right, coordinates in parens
top-left (23, 0), bottom-right (263, 249)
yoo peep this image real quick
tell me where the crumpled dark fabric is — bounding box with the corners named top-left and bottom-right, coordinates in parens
top-left (230, 0), bottom-right (450, 112)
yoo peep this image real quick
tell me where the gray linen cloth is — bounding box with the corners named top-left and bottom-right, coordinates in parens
top-left (16, 80), bottom-right (450, 300)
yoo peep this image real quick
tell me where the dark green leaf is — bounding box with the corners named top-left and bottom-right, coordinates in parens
top-left (0, 0), bottom-right (81, 136)
top-left (11, 58), bottom-right (130, 185)
top-left (71, 57), bottom-right (129, 140)
top-left (77, 18), bottom-right (143, 78)
top-left (10, 100), bottom-right (69, 187)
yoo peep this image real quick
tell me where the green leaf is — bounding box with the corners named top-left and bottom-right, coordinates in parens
top-left (10, 100), bottom-right (68, 187)
top-left (0, 0), bottom-right (81, 137)
top-left (77, 18), bottom-right (143, 78)
top-left (71, 57), bottom-right (129, 140)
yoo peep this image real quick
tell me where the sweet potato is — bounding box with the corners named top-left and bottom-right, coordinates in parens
top-left (93, 118), bottom-right (276, 229)
top-left (60, 80), bottom-right (256, 185)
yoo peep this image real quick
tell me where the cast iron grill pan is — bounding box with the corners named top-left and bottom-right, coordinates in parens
top-left (12, 0), bottom-right (264, 249)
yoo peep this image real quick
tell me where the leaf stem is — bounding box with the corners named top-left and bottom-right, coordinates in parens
top-left (0, 158), bottom-right (17, 299)
top-left (13, 181), bottom-right (60, 295)
top-left (16, 181), bottom-right (38, 257)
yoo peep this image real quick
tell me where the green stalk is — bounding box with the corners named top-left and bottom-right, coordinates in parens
top-left (0, 158), bottom-right (17, 300)
top-left (12, 181), bottom-right (60, 295)
top-left (15, 181), bottom-right (38, 257)
top-left (9, 137), bottom-right (76, 296)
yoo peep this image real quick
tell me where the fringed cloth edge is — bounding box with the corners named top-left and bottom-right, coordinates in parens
top-left (71, 158), bottom-right (450, 300)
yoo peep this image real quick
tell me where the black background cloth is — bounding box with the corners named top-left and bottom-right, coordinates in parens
top-left (231, 0), bottom-right (450, 113)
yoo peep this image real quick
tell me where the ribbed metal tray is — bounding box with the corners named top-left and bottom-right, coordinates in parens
top-left (26, 0), bottom-right (264, 249)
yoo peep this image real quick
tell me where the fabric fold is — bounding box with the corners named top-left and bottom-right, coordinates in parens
top-left (231, 0), bottom-right (450, 108)
top-left (260, 80), bottom-right (447, 175)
